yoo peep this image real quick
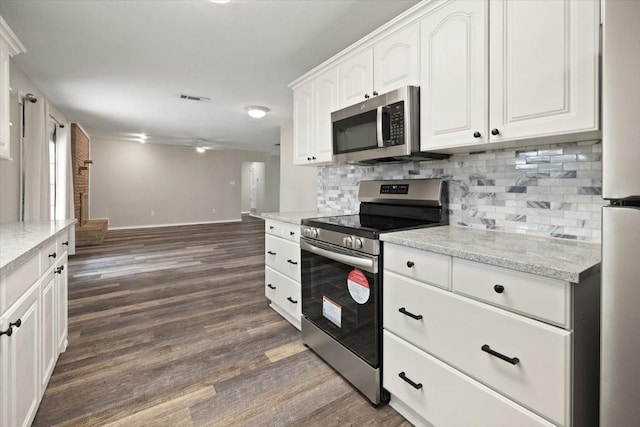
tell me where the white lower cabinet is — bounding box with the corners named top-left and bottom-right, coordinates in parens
top-left (0, 226), bottom-right (72, 427)
top-left (383, 242), bottom-right (599, 427)
top-left (384, 331), bottom-right (555, 427)
top-left (264, 220), bottom-right (302, 330)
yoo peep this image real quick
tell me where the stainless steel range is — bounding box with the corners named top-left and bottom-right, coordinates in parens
top-left (300, 178), bottom-right (448, 405)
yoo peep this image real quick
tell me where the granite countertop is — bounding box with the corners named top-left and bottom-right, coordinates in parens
top-left (0, 220), bottom-right (76, 276)
top-left (261, 211), bottom-right (334, 225)
top-left (381, 226), bottom-right (601, 283)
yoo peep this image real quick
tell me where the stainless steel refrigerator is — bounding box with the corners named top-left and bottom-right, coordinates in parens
top-left (601, 0), bottom-right (640, 425)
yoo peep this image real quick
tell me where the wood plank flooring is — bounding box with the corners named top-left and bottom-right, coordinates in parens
top-left (33, 217), bottom-right (410, 426)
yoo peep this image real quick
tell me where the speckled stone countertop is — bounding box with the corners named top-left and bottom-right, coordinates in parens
top-left (381, 226), bottom-right (601, 283)
top-left (0, 220), bottom-right (76, 276)
top-left (261, 211), bottom-right (333, 225)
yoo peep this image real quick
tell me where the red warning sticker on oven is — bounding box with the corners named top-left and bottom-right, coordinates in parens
top-left (347, 269), bottom-right (370, 304)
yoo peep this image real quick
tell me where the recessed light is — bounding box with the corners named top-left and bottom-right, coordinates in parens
top-left (196, 146), bottom-right (206, 153)
top-left (245, 106), bottom-right (270, 119)
top-left (210, 0), bottom-right (231, 4)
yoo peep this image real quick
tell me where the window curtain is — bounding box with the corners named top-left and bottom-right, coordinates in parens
top-left (22, 99), bottom-right (50, 222)
top-left (54, 122), bottom-right (74, 221)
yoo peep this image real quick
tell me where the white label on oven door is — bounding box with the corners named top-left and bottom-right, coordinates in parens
top-left (347, 269), bottom-right (370, 304)
top-left (322, 296), bottom-right (342, 328)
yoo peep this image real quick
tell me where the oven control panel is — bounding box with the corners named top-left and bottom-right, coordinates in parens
top-left (301, 226), bottom-right (379, 256)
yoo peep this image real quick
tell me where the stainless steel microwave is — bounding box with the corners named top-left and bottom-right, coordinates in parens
top-left (332, 86), bottom-right (431, 164)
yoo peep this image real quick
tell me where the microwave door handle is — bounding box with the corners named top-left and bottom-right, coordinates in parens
top-left (376, 106), bottom-right (384, 148)
top-left (301, 240), bottom-right (376, 274)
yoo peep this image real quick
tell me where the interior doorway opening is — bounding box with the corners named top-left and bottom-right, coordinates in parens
top-left (241, 162), bottom-right (266, 216)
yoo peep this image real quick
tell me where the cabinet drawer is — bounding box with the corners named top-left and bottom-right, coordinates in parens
top-left (265, 267), bottom-right (301, 320)
top-left (384, 243), bottom-right (451, 289)
top-left (383, 271), bottom-right (570, 425)
top-left (453, 258), bottom-right (570, 327)
top-left (265, 235), bottom-right (300, 281)
top-left (281, 223), bottom-right (300, 243)
top-left (265, 220), bottom-right (283, 238)
top-left (0, 254), bottom-right (40, 315)
top-left (384, 331), bottom-right (555, 427)
top-left (39, 239), bottom-right (58, 272)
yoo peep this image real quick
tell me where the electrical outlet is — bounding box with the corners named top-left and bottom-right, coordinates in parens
top-left (212, 208), bottom-right (216, 214)
top-left (151, 211), bottom-right (155, 217)
top-left (229, 180), bottom-right (236, 185)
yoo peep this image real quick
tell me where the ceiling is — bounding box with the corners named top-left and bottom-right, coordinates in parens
top-left (0, 0), bottom-right (420, 153)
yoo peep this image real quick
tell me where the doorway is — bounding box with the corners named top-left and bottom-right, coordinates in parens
top-left (241, 162), bottom-right (266, 216)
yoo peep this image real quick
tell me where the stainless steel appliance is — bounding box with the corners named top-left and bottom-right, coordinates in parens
top-left (300, 179), bottom-right (447, 405)
top-left (601, 1), bottom-right (640, 425)
top-left (331, 86), bottom-right (447, 164)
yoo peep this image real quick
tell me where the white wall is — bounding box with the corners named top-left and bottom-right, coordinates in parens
top-left (90, 138), bottom-right (280, 228)
top-left (0, 61), bottom-right (68, 223)
top-left (278, 122), bottom-right (317, 212)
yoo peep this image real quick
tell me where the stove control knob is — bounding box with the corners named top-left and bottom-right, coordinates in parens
top-left (311, 228), bottom-right (319, 238)
top-left (354, 238), bottom-right (363, 249)
top-left (344, 237), bottom-right (353, 248)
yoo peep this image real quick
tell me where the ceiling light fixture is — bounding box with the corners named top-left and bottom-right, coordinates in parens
top-left (210, 0), bottom-right (231, 4)
top-left (245, 106), bottom-right (270, 119)
top-left (196, 146), bottom-right (206, 153)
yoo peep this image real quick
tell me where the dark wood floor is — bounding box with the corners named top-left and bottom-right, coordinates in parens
top-left (33, 216), bottom-right (410, 426)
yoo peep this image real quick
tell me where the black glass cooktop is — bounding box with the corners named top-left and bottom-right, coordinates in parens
top-left (302, 214), bottom-right (441, 238)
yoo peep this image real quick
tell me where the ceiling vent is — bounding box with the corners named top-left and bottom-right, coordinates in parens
top-left (179, 94), bottom-right (211, 103)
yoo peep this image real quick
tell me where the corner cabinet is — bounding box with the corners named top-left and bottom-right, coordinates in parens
top-left (420, 0), bottom-right (600, 152)
top-left (0, 17), bottom-right (27, 160)
top-left (0, 225), bottom-right (74, 427)
top-left (382, 243), bottom-right (600, 427)
top-left (264, 219), bottom-right (302, 329)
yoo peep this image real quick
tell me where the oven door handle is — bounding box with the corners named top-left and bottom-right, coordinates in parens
top-left (301, 240), bottom-right (377, 274)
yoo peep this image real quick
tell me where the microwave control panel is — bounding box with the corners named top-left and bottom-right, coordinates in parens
top-left (384, 101), bottom-right (405, 146)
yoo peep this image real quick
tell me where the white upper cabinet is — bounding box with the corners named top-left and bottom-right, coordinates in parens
top-left (489, 0), bottom-right (600, 143)
top-left (373, 24), bottom-right (420, 95)
top-left (312, 68), bottom-right (338, 164)
top-left (293, 69), bottom-right (337, 166)
top-left (0, 17), bottom-right (26, 161)
top-left (420, 0), bottom-right (488, 150)
top-left (293, 80), bottom-right (314, 165)
top-left (338, 48), bottom-right (374, 109)
top-left (338, 24), bottom-right (420, 109)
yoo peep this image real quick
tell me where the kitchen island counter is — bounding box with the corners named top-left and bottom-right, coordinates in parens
top-left (261, 210), bottom-right (333, 225)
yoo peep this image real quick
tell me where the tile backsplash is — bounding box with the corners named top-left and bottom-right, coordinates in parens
top-left (317, 140), bottom-right (605, 242)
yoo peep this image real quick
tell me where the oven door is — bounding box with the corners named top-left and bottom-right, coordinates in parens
top-left (300, 238), bottom-right (380, 367)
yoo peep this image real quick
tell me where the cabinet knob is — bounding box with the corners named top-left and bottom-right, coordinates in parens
top-left (269, 226), bottom-right (274, 230)
top-left (307, 157), bottom-right (311, 161)
top-left (473, 131), bottom-right (482, 138)
top-left (55, 266), bottom-right (65, 274)
top-left (289, 231), bottom-right (295, 236)
top-left (0, 327), bottom-right (13, 337)
top-left (312, 156), bottom-right (316, 160)
top-left (49, 252), bottom-right (57, 259)
top-left (373, 91), bottom-right (378, 96)
top-left (406, 261), bottom-right (415, 268)
top-left (9, 319), bottom-right (21, 329)
top-left (364, 94), bottom-right (370, 99)
top-left (494, 284), bottom-right (505, 294)
top-left (491, 128), bottom-right (500, 136)
top-left (62, 241), bottom-right (69, 246)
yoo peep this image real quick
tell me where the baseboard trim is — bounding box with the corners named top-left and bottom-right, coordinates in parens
top-left (109, 219), bottom-right (243, 230)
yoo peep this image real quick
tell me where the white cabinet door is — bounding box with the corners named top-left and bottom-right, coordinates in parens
top-left (1, 282), bottom-right (40, 427)
top-left (338, 48), bottom-right (374, 109)
top-left (56, 255), bottom-right (68, 353)
top-left (40, 272), bottom-right (56, 393)
top-left (489, 0), bottom-right (599, 143)
top-left (420, 0), bottom-right (488, 150)
top-left (0, 40), bottom-right (10, 160)
top-left (293, 80), bottom-right (314, 165)
top-left (373, 24), bottom-right (420, 95)
top-left (312, 68), bottom-right (338, 164)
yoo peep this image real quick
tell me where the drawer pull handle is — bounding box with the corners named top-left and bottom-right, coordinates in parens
top-left (287, 297), bottom-right (298, 304)
top-left (494, 284), bottom-right (505, 294)
top-left (399, 307), bottom-right (423, 320)
top-left (267, 251), bottom-right (276, 255)
top-left (398, 372), bottom-right (422, 390)
top-left (62, 241), bottom-right (69, 246)
top-left (481, 344), bottom-right (520, 365)
top-left (267, 284), bottom-right (276, 290)
top-left (49, 252), bottom-right (57, 259)
top-left (55, 266), bottom-right (65, 274)
top-left (406, 261), bottom-right (414, 268)
top-left (287, 259), bottom-right (298, 265)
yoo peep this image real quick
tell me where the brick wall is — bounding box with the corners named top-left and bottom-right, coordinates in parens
top-left (71, 123), bottom-right (90, 221)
